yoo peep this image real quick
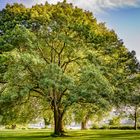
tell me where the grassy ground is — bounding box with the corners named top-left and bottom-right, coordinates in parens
top-left (0, 129), bottom-right (140, 140)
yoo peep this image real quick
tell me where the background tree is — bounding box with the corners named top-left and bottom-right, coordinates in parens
top-left (116, 52), bottom-right (140, 130)
top-left (73, 103), bottom-right (111, 130)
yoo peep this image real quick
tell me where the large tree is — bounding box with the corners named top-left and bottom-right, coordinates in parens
top-left (0, 2), bottom-right (138, 136)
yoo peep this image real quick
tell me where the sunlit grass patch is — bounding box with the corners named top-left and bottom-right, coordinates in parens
top-left (1, 129), bottom-right (140, 140)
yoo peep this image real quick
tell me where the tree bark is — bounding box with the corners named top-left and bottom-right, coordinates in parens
top-left (52, 89), bottom-right (66, 136)
top-left (134, 106), bottom-right (137, 130)
top-left (81, 120), bottom-right (87, 130)
top-left (53, 108), bottom-right (64, 136)
top-left (81, 116), bottom-right (89, 130)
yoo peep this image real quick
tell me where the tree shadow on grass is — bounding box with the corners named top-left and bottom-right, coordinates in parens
top-left (99, 132), bottom-right (140, 139)
top-left (66, 131), bottom-right (140, 140)
top-left (0, 133), bottom-right (73, 140)
top-left (83, 132), bottom-right (140, 140)
top-left (1, 130), bottom-right (140, 140)
top-left (0, 135), bottom-right (51, 140)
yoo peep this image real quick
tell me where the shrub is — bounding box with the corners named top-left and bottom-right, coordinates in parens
top-left (91, 124), bottom-right (99, 129)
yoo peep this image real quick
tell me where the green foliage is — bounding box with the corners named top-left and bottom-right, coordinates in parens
top-left (0, 1), bottom-right (139, 135)
top-left (109, 116), bottom-right (120, 126)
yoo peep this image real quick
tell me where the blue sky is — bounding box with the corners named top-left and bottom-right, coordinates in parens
top-left (0, 0), bottom-right (140, 60)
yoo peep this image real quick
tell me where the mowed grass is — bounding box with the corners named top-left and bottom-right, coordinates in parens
top-left (0, 129), bottom-right (140, 140)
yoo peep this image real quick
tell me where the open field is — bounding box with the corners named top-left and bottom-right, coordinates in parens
top-left (0, 129), bottom-right (140, 140)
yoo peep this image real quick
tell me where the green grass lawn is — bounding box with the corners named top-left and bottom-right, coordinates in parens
top-left (0, 129), bottom-right (140, 140)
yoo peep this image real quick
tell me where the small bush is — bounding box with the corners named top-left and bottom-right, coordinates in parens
top-left (112, 126), bottom-right (140, 130)
top-left (5, 125), bottom-right (11, 129)
top-left (99, 125), bottom-right (140, 130)
top-left (100, 125), bottom-right (109, 129)
top-left (91, 124), bottom-right (99, 129)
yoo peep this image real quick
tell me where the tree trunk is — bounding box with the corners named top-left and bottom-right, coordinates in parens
top-left (81, 115), bottom-right (89, 130)
top-left (81, 120), bottom-right (87, 130)
top-left (54, 115), bottom-right (63, 135)
top-left (53, 103), bottom-right (64, 136)
top-left (134, 106), bottom-right (137, 130)
top-left (52, 89), bottom-right (65, 136)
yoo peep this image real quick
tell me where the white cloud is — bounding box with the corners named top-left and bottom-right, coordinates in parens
top-left (66, 0), bottom-right (140, 13)
top-left (138, 56), bottom-right (140, 61)
top-left (21, 0), bottom-right (140, 13)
